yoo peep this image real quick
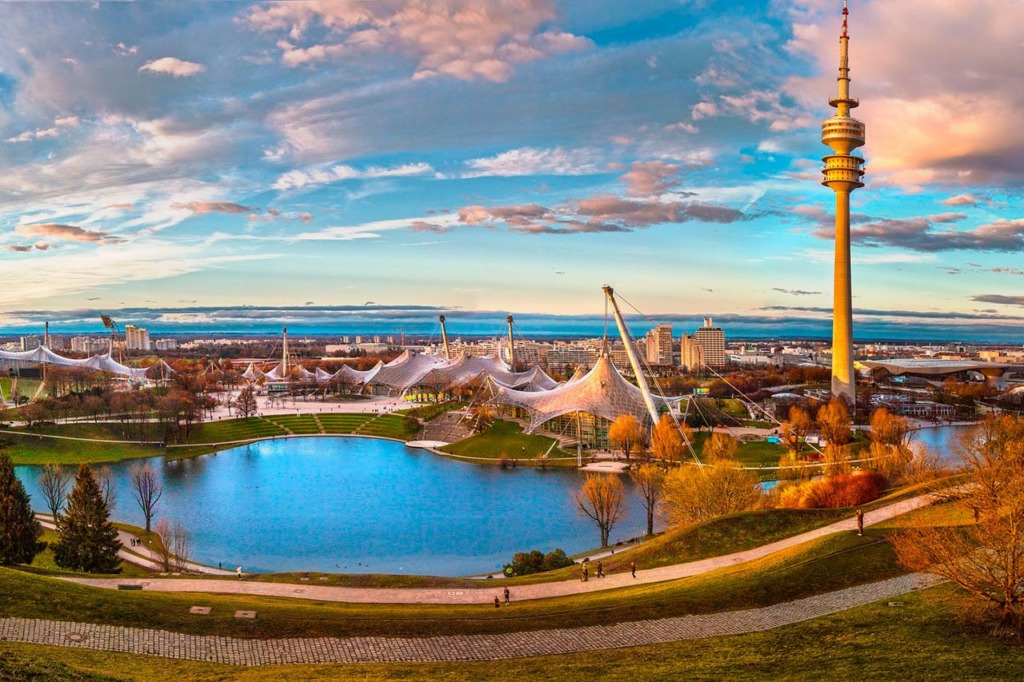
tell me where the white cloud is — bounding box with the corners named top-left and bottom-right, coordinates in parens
top-left (272, 162), bottom-right (436, 191)
top-left (463, 147), bottom-right (603, 178)
top-left (138, 57), bottom-right (205, 77)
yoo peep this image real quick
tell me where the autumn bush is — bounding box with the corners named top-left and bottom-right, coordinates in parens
top-left (776, 471), bottom-right (886, 509)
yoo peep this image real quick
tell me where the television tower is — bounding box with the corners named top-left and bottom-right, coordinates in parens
top-left (821, 0), bottom-right (865, 406)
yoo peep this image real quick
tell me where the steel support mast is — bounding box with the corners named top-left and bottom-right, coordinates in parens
top-left (602, 285), bottom-right (661, 426)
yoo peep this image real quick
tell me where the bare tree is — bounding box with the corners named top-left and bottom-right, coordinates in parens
top-left (574, 474), bottom-right (627, 547)
top-left (630, 463), bottom-right (666, 536)
top-left (153, 518), bottom-right (174, 572)
top-left (38, 464), bottom-right (72, 521)
top-left (95, 465), bottom-right (117, 513)
top-left (608, 414), bottom-right (643, 461)
top-left (781, 405), bottom-right (814, 456)
top-left (234, 386), bottom-right (258, 420)
top-left (817, 399), bottom-right (852, 476)
top-left (171, 522), bottom-right (192, 571)
top-left (129, 464), bottom-right (162, 533)
top-left (893, 415), bottom-right (1024, 633)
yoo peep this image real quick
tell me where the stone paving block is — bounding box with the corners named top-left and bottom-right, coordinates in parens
top-left (190, 607), bottom-right (212, 615)
top-left (234, 610), bottom-right (258, 620)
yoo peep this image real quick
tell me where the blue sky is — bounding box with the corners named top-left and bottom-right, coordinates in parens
top-left (1, 0), bottom-right (1023, 340)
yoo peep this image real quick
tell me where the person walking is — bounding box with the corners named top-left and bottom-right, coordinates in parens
top-left (503, 586), bottom-right (510, 605)
top-left (494, 596), bottom-right (500, 608)
top-left (596, 560), bottom-right (604, 578)
top-left (236, 565), bottom-right (242, 580)
top-left (630, 561), bottom-right (636, 579)
top-left (856, 508), bottom-right (865, 537)
top-left (582, 564), bottom-right (589, 582)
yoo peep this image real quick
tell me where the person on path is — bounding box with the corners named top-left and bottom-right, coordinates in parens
top-left (236, 565), bottom-right (242, 580)
top-left (582, 564), bottom-right (589, 582)
top-left (631, 561), bottom-right (636, 579)
top-left (503, 586), bottom-right (510, 605)
top-left (856, 508), bottom-right (865, 537)
top-left (597, 560), bottom-right (604, 578)
top-left (494, 596), bottom-right (500, 608)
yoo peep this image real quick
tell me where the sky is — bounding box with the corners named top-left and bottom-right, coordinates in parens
top-left (1, 0), bottom-right (1023, 341)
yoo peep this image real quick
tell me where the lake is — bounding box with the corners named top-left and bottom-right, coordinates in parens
top-left (16, 437), bottom-right (647, 576)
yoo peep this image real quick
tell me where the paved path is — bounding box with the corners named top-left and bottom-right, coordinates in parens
top-left (64, 492), bottom-right (936, 605)
top-left (0, 574), bottom-right (942, 665)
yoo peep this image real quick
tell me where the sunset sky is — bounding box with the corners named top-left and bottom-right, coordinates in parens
top-left (1, 0), bottom-right (1023, 338)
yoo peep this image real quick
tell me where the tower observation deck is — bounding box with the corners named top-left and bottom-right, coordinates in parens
top-left (822, 0), bottom-right (865, 406)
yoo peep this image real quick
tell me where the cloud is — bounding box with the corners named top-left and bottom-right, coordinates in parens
top-left (462, 147), bottom-right (602, 178)
top-left (138, 57), bottom-right (205, 77)
top-left (621, 160), bottom-right (682, 197)
top-left (245, 0), bottom-right (590, 82)
top-left (273, 162), bottom-right (435, 191)
top-left (942, 193), bottom-right (990, 207)
top-left (15, 223), bottom-right (121, 244)
top-left (972, 295), bottom-right (1024, 307)
top-left (811, 212), bottom-right (1024, 252)
top-left (171, 201), bottom-right (254, 215)
top-left (772, 288), bottom-right (821, 296)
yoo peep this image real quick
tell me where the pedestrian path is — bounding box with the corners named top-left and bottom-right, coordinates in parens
top-left (64, 492), bottom-right (936, 604)
top-left (0, 574), bottom-right (941, 665)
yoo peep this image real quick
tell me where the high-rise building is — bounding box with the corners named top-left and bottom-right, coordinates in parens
top-left (680, 333), bottom-right (704, 372)
top-left (645, 324), bottom-right (674, 366)
top-left (821, 0), bottom-right (865, 405)
top-left (19, 336), bottom-right (40, 351)
top-left (125, 325), bottom-right (151, 351)
top-left (682, 317), bottom-right (725, 370)
top-left (154, 339), bottom-right (177, 351)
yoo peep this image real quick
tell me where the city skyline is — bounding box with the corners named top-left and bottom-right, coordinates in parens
top-left (1, 1), bottom-right (1023, 340)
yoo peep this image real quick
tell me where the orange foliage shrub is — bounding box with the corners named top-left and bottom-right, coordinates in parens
top-left (776, 471), bottom-right (886, 509)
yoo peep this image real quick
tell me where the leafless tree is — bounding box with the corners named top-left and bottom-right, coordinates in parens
top-left (630, 463), bottom-right (666, 536)
top-left (575, 474), bottom-right (627, 547)
top-left (893, 415), bottom-right (1024, 634)
top-left (171, 522), bottom-right (192, 571)
top-left (661, 462), bottom-right (763, 528)
top-left (38, 464), bottom-right (72, 521)
top-left (129, 463), bottom-right (162, 533)
top-left (95, 465), bottom-right (116, 513)
top-left (234, 386), bottom-right (258, 419)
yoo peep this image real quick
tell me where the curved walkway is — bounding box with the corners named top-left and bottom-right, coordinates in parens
top-left (0, 574), bottom-right (941, 665)
top-left (64, 492), bottom-right (937, 605)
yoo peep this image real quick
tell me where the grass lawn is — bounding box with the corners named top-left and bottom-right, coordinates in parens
top-left (184, 418), bottom-right (289, 445)
top-left (317, 413), bottom-right (374, 432)
top-left (0, 430), bottom-right (163, 465)
top-left (3, 584), bottom-right (1020, 681)
top-left (354, 414), bottom-right (419, 440)
top-left (264, 414), bottom-right (322, 435)
top-left (440, 420), bottom-right (573, 463)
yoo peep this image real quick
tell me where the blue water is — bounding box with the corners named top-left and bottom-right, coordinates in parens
top-left (15, 438), bottom-right (646, 576)
top-left (911, 424), bottom-right (974, 462)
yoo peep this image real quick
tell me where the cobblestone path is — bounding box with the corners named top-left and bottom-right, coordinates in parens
top-left (0, 574), bottom-right (939, 665)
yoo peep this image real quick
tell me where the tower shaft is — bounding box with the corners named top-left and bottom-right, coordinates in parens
top-left (821, 0), bottom-right (864, 407)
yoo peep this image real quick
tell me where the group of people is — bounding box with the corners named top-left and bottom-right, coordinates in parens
top-left (128, 537), bottom-right (143, 548)
top-left (582, 560), bottom-right (637, 582)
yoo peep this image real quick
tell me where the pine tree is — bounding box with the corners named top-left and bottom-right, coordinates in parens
top-left (0, 453), bottom-right (43, 565)
top-left (53, 464), bottom-right (122, 573)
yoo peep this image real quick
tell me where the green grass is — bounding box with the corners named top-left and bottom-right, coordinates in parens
top-left (4, 584), bottom-right (1022, 680)
top-left (0, 376), bottom-right (43, 401)
top-left (354, 414), bottom-right (419, 440)
top-left (183, 418), bottom-right (289, 445)
top-left (0, 430), bottom-right (163, 465)
top-left (688, 431), bottom-right (787, 469)
top-left (264, 414), bottom-right (322, 435)
top-left (440, 420), bottom-right (573, 462)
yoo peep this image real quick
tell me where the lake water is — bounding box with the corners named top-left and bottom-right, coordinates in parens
top-left (15, 437), bottom-right (647, 576)
top-left (910, 424), bottom-right (975, 461)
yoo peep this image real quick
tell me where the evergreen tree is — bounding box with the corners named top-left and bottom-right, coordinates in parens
top-left (0, 453), bottom-right (43, 565)
top-left (53, 464), bottom-right (122, 573)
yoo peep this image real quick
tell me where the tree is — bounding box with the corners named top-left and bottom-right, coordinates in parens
top-left (661, 462), bottom-right (763, 527)
top-left (0, 453), bottom-right (43, 565)
top-left (574, 474), bottom-right (627, 547)
top-left (171, 521), bottom-right (192, 571)
top-left (781, 406), bottom-right (814, 455)
top-left (817, 399), bottom-right (852, 476)
top-left (630, 463), bottom-right (666, 536)
top-left (649, 414), bottom-right (691, 463)
top-left (154, 518), bottom-right (174, 572)
top-left (95, 465), bottom-right (116, 512)
top-left (869, 407), bottom-right (911, 448)
top-left (234, 386), bottom-right (258, 419)
top-left (52, 464), bottom-right (122, 573)
top-left (893, 415), bottom-right (1024, 633)
top-left (608, 414), bottom-right (643, 461)
top-left (129, 463), bottom-right (162, 533)
top-left (38, 464), bottom-right (72, 521)
top-left (702, 432), bottom-right (739, 463)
